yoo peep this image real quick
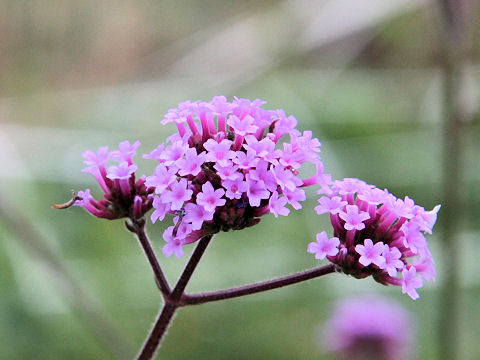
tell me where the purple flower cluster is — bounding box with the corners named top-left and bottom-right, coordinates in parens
top-left (322, 296), bottom-right (413, 360)
top-left (74, 141), bottom-right (153, 220)
top-left (308, 178), bottom-right (440, 299)
top-left (144, 96), bottom-right (328, 258)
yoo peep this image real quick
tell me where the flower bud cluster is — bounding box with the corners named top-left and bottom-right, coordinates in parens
top-left (74, 141), bottom-right (153, 220)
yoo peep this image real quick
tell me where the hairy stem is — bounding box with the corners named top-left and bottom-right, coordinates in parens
top-left (180, 263), bottom-right (337, 305)
top-left (128, 218), bottom-right (171, 297)
top-left (137, 302), bottom-right (177, 360)
top-left (170, 235), bottom-right (213, 301)
top-left (136, 235), bottom-right (213, 360)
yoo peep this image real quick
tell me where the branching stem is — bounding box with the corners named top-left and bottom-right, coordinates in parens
top-left (136, 235), bottom-right (212, 360)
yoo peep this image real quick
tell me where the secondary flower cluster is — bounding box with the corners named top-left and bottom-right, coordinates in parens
top-left (308, 178), bottom-right (440, 299)
top-left (144, 96), bottom-right (328, 258)
top-left (74, 141), bottom-right (153, 220)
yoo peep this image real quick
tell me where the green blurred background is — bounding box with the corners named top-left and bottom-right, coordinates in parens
top-left (1, 0), bottom-right (479, 359)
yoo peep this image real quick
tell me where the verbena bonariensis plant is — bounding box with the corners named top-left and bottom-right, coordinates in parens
top-left (55, 96), bottom-right (439, 359)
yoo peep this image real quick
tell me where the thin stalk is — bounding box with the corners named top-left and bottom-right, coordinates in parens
top-left (136, 235), bottom-right (213, 360)
top-left (180, 263), bottom-right (337, 305)
top-left (137, 302), bottom-right (177, 360)
top-left (170, 235), bottom-right (213, 301)
top-left (127, 219), bottom-right (171, 297)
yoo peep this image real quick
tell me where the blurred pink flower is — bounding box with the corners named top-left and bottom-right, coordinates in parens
top-left (322, 296), bottom-right (414, 360)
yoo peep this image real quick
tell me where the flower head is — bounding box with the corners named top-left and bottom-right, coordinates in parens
top-left (75, 141), bottom-right (153, 220)
top-left (309, 178), bottom-right (439, 299)
top-left (147, 96), bottom-right (328, 257)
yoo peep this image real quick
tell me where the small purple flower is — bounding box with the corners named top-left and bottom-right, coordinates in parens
top-left (380, 246), bottom-right (404, 276)
top-left (272, 110), bottom-right (297, 140)
top-left (283, 187), bottom-right (306, 210)
top-left (355, 239), bottom-right (386, 267)
top-left (243, 136), bottom-right (275, 158)
top-left (416, 204), bottom-right (441, 234)
top-left (315, 196), bottom-right (347, 215)
top-left (227, 114), bottom-right (258, 136)
top-left (388, 196), bottom-right (415, 219)
top-left (307, 232), bottom-right (339, 260)
top-left (145, 164), bottom-right (177, 194)
top-left (401, 221), bottom-right (427, 252)
top-left (110, 140), bottom-right (141, 163)
top-left (196, 181), bottom-right (226, 212)
top-left (401, 267), bottom-right (423, 300)
top-left (107, 161), bottom-right (137, 180)
top-left (278, 143), bottom-right (302, 169)
top-left (232, 150), bottom-right (259, 169)
top-left (339, 205), bottom-right (370, 231)
top-left (177, 148), bottom-right (206, 176)
top-left (203, 139), bottom-right (234, 166)
top-left (151, 197), bottom-right (170, 223)
top-left (292, 131), bottom-right (321, 159)
top-left (271, 164), bottom-right (302, 192)
top-left (160, 140), bottom-right (187, 166)
top-left (268, 191), bottom-right (290, 218)
top-left (222, 178), bottom-right (247, 200)
top-left (162, 227), bottom-right (185, 258)
top-left (248, 160), bottom-right (277, 191)
top-left (214, 162), bottom-right (240, 181)
top-left (183, 202), bottom-right (214, 230)
top-left (82, 146), bottom-right (110, 166)
top-left (161, 178), bottom-right (193, 211)
top-left (246, 178), bottom-right (270, 207)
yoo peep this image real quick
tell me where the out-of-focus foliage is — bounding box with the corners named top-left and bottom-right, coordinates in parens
top-left (1, 1), bottom-right (479, 359)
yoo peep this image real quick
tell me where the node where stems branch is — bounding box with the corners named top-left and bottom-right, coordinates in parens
top-left (137, 235), bottom-right (213, 360)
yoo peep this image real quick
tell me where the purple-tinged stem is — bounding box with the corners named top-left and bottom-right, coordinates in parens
top-left (170, 235), bottom-right (213, 301)
top-left (134, 235), bottom-right (336, 359)
top-left (137, 302), bottom-right (177, 360)
top-left (127, 219), bottom-right (171, 297)
top-left (136, 235), bottom-right (213, 360)
top-left (180, 263), bottom-right (337, 306)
